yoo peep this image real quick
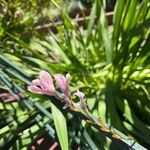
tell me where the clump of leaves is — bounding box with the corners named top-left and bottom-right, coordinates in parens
top-left (0, 0), bottom-right (150, 149)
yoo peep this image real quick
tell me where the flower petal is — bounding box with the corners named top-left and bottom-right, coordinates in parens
top-left (74, 90), bottom-right (88, 112)
top-left (63, 104), bottom-right (69, 109)
top-left (27, 85), bottom-right (43, 94)
top-left (55, 74), bottom-right (70, 97)
top-left (75, 90), bottom-right (85, 99)
top-left (39, 70), bottom-right (56, 95)
top-left (66, 73), bottom-right (71, 79)
top-left (32, 79), bottom-right (40, 85)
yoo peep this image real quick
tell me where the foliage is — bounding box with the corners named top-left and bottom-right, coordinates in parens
top-left (0, 0), bottom-right (150, 149)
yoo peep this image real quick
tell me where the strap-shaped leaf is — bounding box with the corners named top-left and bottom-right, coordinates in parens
top-left (51, 103), bottom-right (68, 150)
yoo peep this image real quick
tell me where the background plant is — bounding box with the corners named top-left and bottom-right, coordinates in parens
top-left (0, 0), bottom-right (150, 149)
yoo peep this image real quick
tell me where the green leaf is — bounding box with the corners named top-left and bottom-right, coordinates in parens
top-left (51, 103), bottom-right (68, 150)
top-left (113, 0), bottom-right (125, 50)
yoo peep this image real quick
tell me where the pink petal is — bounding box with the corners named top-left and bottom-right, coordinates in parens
top-left (75, 90), bottom-right (85, 99)
top-left (39, 70), bottom-right (56, 95)
top-left (27, 85), bottom-right (43, 94)
top-left (55, 74), bottom-right (66, 89)
top-left (54, 74), bottom-right (70, 97)
top-left (74, 90), bottom-right (87, 111)
top-left (39, 71), bottom-right (53, 89)
top-left (66, 73), bottom-right (71, 79)
top-left (32, 79), bottom-right (40, 85)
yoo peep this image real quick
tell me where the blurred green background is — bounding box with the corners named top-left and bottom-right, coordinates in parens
top-left (0, 0), bottom-right (150, 149)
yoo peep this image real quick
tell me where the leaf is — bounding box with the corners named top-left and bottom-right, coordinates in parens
top-left (124, 100), bottom-right (150, 143)
top-left (51, 103), bottom-right (68, 150)
top-left (83, 129), bottom-right (99, 150)
top-left (113, 0), bottom-right (125, 50)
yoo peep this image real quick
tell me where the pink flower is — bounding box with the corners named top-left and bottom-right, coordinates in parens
top-left (28, 70), bottom-right (56, 96)
top-left (74, 90), bottom-right (88, 111)
top-left (54, 74), bottom-right (71, 98)
top-left (75, 90), bottom-right (85, 99)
